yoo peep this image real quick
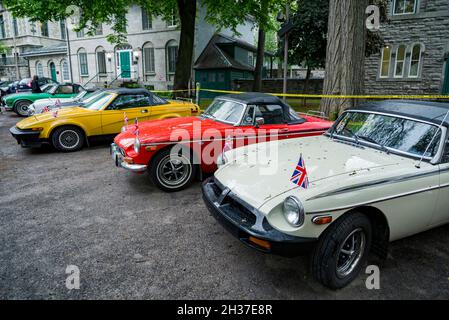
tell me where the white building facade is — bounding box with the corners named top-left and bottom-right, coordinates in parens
top-left (67, 4), bottom-right (255, 89)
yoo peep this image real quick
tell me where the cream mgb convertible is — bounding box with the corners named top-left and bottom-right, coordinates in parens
top-left (202, 100), bottom-right (449, 289)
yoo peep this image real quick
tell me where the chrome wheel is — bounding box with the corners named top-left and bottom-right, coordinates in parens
top-left (58, 129), bottom-right (80, 150)
top-left (16, 102), bottom-right (30, 116)
top-left (336, 228), bottom-right (366, 278)
top-left (156, 154), bottom-right (192, 189)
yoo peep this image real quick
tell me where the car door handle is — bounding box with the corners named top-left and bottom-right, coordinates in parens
top-left (279, 128), bottom-right (289, 133)
top-left (141, 109), bottom-right (148, 113)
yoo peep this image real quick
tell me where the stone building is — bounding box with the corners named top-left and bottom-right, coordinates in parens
top-left (66, 4), bottom-right (255, 90)
top-left (365, 0), bottom-right (449, 95)
top-left (0, 2), bottom-right (67, 81)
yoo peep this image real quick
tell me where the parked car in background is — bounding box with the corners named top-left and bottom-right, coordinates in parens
top-left (4, 83), bottom-right (84, 116)
top-left (111, 93), bottom-right (332, 192)
top-left (16, 77), bottom-right (57, 93)
top-left (10, 88), bottom-right (200, 152)
top-left (202, 100), bottom-right (449, 289)
top-left (0, 80), bottom-right (19, 97)
top-left (27, 89), bottom-right (100, 116)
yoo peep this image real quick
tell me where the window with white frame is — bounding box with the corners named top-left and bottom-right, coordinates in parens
top-left (36, 62), bottom-right (44, 77)
top-left (94, 24), bottom-right (103, 36)
top-left (142, 8), bottom-right (152, 30)
top-left (409, 44), bottom-right (422, 78)
top-left (41, 21), bottom-right (49, 37)
top-left (76, 29), bottom-right (84, 38)
top-left (379, 46), bottom-right (391, 78)
top-left (393, 0), bottom-right (417, 15)
top-left (167, 10), bottom-right (178, 27)
top-left (96, 48), bottom-right (107, 75)
top-left (78, 49), bottom-right (89, 76)
top-left (394, 45), bottom-right (406, 78)
top-left (143, 42), bottom-right (155, 74)
top-left (61, 60), bottom-right (70, 81)
top-left (60, 20), bottom-right (66, 40)
top-left (166, 40), bottom-right (178, 73)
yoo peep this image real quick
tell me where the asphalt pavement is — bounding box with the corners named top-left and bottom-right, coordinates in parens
top-left (1, 112), bottom-right (448, 299)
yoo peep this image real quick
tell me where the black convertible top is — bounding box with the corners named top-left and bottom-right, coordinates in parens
top-left (105, 88), bottom-right (152, 95)
top-left (215, 92), bottom-right (305, 124)
top-left (351, 100), bottom-right (449, 127)
top-left (217, 92), bottom-right (284, 105)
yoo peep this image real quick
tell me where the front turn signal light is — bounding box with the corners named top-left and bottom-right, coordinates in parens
top-left (248, 236), bottom-right (272, 251)
top-left (32, 127), bottom-right (43, 131)
top-left (312, 215), bottom-right (333, 225)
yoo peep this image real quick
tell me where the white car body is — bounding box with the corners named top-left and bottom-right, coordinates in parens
top-left (29, 90), bottom-right (94, 115)
top-left (203, 100), bottom-right (449, 289)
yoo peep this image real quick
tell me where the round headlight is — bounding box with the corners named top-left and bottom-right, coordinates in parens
top-left (134, 137), bottom-right (141, 154)
top-left (283, 196), bottom-right (305, 227)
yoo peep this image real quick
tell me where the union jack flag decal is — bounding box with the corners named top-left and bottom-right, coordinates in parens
top-left (290, 154), bottom-right (309, 189)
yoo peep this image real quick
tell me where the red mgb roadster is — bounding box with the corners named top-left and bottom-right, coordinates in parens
top-left (111, 93), bottom-right (332, 192)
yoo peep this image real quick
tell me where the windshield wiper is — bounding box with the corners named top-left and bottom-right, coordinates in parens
top-left (358, 135), bottom-right (390, 154)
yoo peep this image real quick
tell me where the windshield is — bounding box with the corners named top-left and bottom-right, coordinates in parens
top-left (74, 90), bottom-right (87, 100)
top-left (46, 84), bottom-right (59, 94)
top-left (331, 111), bottom-right (442, 158)
top-left (203, 99), bottom-right (246, 125)
top-left (41, 84), bottom-right (55, 92)
top-left (84, 92), bottom-right (115, 110)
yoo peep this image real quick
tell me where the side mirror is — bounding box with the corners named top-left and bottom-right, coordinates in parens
top-left (255, 117), bottom-right (265, 127)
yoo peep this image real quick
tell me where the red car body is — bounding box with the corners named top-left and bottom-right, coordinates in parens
top-left (114, 116), bottom-right (331, 173)
top-left (112, 93), bottom-right (333, 191)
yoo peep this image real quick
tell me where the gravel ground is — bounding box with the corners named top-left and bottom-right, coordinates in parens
top-left (0, 111), bottom-right (448, 300)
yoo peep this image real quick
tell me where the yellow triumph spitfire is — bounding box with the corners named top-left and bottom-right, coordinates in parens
top-left (9, 88), bottom-right (200, 152)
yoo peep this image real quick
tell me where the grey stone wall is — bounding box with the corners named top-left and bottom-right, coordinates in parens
top-left (364, 0), bottom-right (449, 95)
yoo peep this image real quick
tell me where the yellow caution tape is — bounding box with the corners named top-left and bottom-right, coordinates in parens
top-left (199, 88), bottom-right (449, 99)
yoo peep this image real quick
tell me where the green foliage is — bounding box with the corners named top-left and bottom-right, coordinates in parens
top-left (288, 0), bottom-right (328, 70)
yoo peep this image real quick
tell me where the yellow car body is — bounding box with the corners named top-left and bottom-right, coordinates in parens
top-left (9, 89), bottom-right (200, 151)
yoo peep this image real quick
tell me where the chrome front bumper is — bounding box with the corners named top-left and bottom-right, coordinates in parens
top-left (110, 143), bottom-right (147, 173)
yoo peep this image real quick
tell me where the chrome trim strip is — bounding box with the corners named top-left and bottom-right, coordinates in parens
top-left (141, 130), bottom-right (325, 147)
top-left (306, 168), bottom-right (441, 201)
top-left (307, 185), bottom-right (441, 215)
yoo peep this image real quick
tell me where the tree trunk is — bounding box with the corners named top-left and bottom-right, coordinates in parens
top-left (173, 0), bottom-right (197, 95)
top-left (302, 65), bottom-right (312, 107)
top-left (320, 0), bottom-right (368, 119)
top-left (252, 27), bottom-right (266, 92)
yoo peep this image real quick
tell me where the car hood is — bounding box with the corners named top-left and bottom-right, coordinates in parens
top-left (16, 107), bottom-right (94, 129)
top-left (214, 135), bottom-right (417, 209)
top-left (115, 117), bottom-right (231, 149)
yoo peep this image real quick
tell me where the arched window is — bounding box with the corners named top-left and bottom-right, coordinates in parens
top-left (143, 42), bottom-right (155, 74)
top-left (379, 46), bottom-right (391, 78)
top-left (95, 46), bottom-right (107, 75)
top-left (394, 45), bottom-right (406, 78)
top-left (409, 43), bottom-right (422, 78)
top-left (61, 59), bottom-right (70, 81)
top-left (36, 62), bottom-right (44, 77)
top-left (166, 40), bottom-right (178, 74)
top-left (78, 48), bottom-right (89, 76)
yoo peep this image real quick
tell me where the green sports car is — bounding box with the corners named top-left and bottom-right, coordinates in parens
top-left (3, 83), bottom-right (85, 117)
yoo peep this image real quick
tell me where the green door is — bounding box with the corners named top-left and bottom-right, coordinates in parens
top-left (119, 51), bottom-right (131, 79)
top-left (49, 62), bottom-right (57, 82)
top-left (443, 61), bottom-right (449, 95)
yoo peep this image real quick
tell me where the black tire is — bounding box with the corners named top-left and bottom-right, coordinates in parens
top-left (51, 126), bottom-right (85, 152)
top-left (149, 146), bottom-right (197, 192)
top-left (14, 100), bottom-right (32, 117)
top-left (311, 212), bottom-right (372, 289)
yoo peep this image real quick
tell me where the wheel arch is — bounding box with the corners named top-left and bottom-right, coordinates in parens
top-left (48, 123), bottom-right (88, 144)
top-left (149, 143), bottom-right (201, 178)
top-left (343, 206), bottom-right (390, 259)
